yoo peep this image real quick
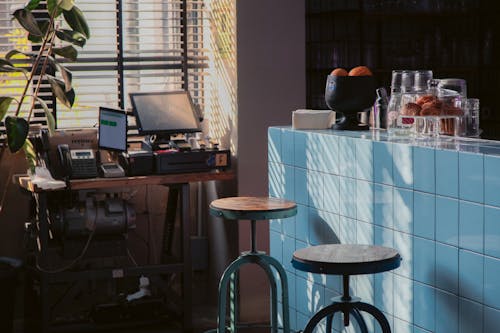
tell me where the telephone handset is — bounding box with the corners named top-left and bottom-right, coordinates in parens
top-left (57, 144), bottom-right (73, 179)
top-left (56, 144), bottom-right (97, 179)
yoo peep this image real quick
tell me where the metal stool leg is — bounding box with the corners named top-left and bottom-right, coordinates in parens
top-left (254, 257), bottom-right (279, 333)
top-left (259, 254), bottom-right (290, 333)
top-left (303, 303), bottom-right (344, 333)
top-left (350, 307), bottom-right (369, 333)
top-left (354, 302), bottom-right (392, 333)
top-left (326, 314), bottom-right (333, 333)
top-left (218, 256), bottom-right (255, 333)
top-left (229, 272), bottom-right (238, 332)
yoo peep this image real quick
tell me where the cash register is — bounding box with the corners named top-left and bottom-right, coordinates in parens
top-left (127, 91), bottom-right (230, 174)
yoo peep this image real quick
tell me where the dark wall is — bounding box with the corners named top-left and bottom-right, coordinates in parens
top-left (306, 0), bottom-right (500, 139)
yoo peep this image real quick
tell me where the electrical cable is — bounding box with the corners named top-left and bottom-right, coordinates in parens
top-left (36, 229), bottom-right (95, 274)
top-left (126, 248), bottom-right (138, 267)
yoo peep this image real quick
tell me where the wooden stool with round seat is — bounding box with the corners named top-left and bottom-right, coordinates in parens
top-left (292, 244), bottom-right (402, 333)
top-left (209, 196), bottom-right (297, 333)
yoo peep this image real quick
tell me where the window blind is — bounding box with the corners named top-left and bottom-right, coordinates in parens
top-left (1, 0), bottom-right (208, 132)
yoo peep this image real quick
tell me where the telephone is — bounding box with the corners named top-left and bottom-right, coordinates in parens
top-left (57, 144), bottom-right (98, 179)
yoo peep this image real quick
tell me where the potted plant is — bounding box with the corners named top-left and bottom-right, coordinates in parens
top-left (0, 0), bottom-right (90, 170)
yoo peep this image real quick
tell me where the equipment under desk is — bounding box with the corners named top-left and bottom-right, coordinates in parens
top-left (19, 170), bottom-right (234, 333)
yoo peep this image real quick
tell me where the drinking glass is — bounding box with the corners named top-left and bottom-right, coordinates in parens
top-left (437, 78), bottom-right (467, 98)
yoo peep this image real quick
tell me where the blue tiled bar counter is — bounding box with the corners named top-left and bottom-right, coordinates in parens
top-left (268, 127), bottom-right (500, 333)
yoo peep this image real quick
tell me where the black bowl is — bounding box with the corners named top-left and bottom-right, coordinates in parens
top-left (325, 75), bottom-right (376, 130)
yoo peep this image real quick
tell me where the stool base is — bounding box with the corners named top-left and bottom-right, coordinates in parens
top-left (303, 301), bottom-right (391, 333)
top-left (216, 252), bottom-right (290, 333)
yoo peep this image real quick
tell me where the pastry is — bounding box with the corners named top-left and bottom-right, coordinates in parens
top-left (401, 102), bottom-right (421, 116)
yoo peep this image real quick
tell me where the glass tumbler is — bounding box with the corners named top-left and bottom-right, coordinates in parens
top-left (465, 98), bottom-right (480, 137)
top-left (437, 78), bottom-right (467, 98)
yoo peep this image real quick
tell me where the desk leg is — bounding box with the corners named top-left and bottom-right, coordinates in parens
top-left (36, 192), bottom-right (51, 333)
top-left (162, 187), bottom-right (179, 262)
top-left (181, 183), bottom-right (192, 332)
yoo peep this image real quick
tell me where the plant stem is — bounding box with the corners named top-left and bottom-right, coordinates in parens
top-left (14, 15), bottom-right (55, 117)
top-left (27, 32), bottom-right (55, 122)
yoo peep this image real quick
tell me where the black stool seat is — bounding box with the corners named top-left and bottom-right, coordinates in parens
top-left (292, 244), bottom-right (401, 275)
top-left (210, 196), bottom-right (297, 220)
top-left (292, 244), bottom-right (402, 333)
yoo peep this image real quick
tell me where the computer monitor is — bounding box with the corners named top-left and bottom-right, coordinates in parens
top-left (129, 91), bottom-right (201, 136)
top-left (98, 107), bottom-right (127, 152)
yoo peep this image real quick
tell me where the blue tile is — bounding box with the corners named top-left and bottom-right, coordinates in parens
top-left (393, 187), bottom-right (413, 233)
top-left (459, 152), bottom-right (484, 203)
top-left (485, 155), bottom-right (500, 207)
top-left (281, 129), bottom-right (295, 166)
top-left (305, 132), bottom-right (323, 171)
top-left (282, 212), bottom-right (295, 238)
top-left (374, 272), bottom-right (393, 317)
top-left (484, 256), bottom-right (500, 309)
top-left (339, 216), bottom-right (357, 244)
top-left (459, 201), bottom-right (484, 253)
top-left (435, 243), bottom-right (459, 294)
top-left (459, 249), bottom-right (483, 303)
top-left (307, 171), bottom-right (323, 209)
top-left (286, 271), bottom-right (296, 310)
top-left (394, 231), bottom-right (413, 279)
top-left (374, 141), bottom-right (394, 185)
top-left (268, 127), bottom-right (282, 163)
top-left (436, 149), bottom-right (459, 198)
top-left (270, 230), bottom-right (283, 263)
top-left (436, 196), bottom-right (459, 246)
top-left (269, 162), bottom-right (284, 198)
top-left (295, 204), bottom-right (308, 243)
top-left (338, 136), bottom-right (356, 178)
top-left (283, 165), bottom-right (295, 201)
top-left (413, 146), bottom-right (435, 193)
top-left (413, 236), bottom-right (435, 285)
top-left (435, 289), bottom-right (458, 333)
top-left (485, 206), bottom-right (500, 259)
top-left (459, 298), bottom-right (483, 333)
top-left (357, 180), bottom-right (374, 223)
top-left (322, 211), bottom-right (340, 244)
top-left (413, 327), bottom-right (429, 333)
top-left (339, 177), bottom-right (356, 219)
top-left (283, 235), bottom-right (296, 273)
top-left (296, 311), bottom-right (310, 332)
top-left (413, 282), bottom-right (435, 332)
top-left (484, 306), bottom-right (500, 333)
top-left (356, 139), bottom-right (373, 181)
top-left (323, 174), bottom-right (339, 214)
top-left (394, 274), bottom-right (413, 322)
top-left (308, 208), bottom-right (340, 246)
top-left (393, 318), bottom-right (413, 333)
top-left (294, 167), bottom-right (308, 206)
top-left (269, 218), bottom-right (282, 233)
top-left (294, 131), bottom-right (307, 169)
top-left (414, 192), bottom-right (436, 240)
top-left (320, 134), bottom-right (339, 175)
top-left (375, 184), bottom-right (394, 229)
top-left (357, 220), bottom-right (374, 245)
top-left (393, 143), bottom-right (413, 189)
top-left (295, 275), bottom-right (324, 317)
top-left (374, 225), bottom-right (394, 248)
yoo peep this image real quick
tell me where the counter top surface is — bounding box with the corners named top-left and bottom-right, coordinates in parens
top-left (273, 126), bottom-right (500, 156)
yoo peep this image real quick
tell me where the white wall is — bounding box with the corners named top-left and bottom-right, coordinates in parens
top-left (236, 0), bottom-right (306, 322)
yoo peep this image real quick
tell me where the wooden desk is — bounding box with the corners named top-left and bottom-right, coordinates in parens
top-left (19, 170), bottom-right (234, 333)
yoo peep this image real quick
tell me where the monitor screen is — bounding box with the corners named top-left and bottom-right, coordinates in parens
top-left (98, 107), bottom-right (127, 151)
top-left (129, 91), bottom-right (201, 135)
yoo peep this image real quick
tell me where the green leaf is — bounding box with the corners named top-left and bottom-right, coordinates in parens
top-left (58, 0), bottom-right (74, 11)
top-left (0, 58), bottom-right (14, 67)
top-left (55, 29), bottom-right (86, 47)
top-left (28, 32), bottom-right (43, 43)
top-left (47, 56), bottom-right (73, 91)
top-left (34, 96), bottom-right (56, 135)
top-left (0, 97), bottom-right (14, 121)
top-left (47, 75), bottom-right (75, 108)
top-left (25, 0), bottom-right (41, 10)
top-left (13, 9), bottom-right (43, 36)
top-left (53, 45), bottom-right (78, 61)
top-left (47, 0), bottom-right (62, 17)
top-left (5, 49), bottom-right (32, 60)
top-left (63, 6), bottom-right (89, 38)
top-left (0, 63), bottom-right (28, 74)
top-left (5, 116), bottom-right (29, 153)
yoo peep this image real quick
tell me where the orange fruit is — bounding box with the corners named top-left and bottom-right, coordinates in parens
top-left (330, 68), bottom-right (348, 76)
top-left (348, 66), bottom-right (373, 76)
